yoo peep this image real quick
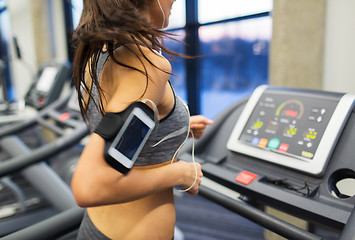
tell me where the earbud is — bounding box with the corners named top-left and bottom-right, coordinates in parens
top-left (156, 0), bottom-right (165, 29)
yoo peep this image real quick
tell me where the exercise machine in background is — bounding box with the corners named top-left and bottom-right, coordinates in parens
top-left (0, 89), bottom-right (88, 239)
top-left (0, 61), bottom-right (72, 125)
top-left (25, 61), bottom-right (72, 110)
top-left (179, 85), bottom-right (355, 239)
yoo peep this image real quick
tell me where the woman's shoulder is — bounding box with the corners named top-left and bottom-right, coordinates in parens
top-left (113, 44), bottom-right (171, 74)
top-left (101, 44), bottom-right (171, 112)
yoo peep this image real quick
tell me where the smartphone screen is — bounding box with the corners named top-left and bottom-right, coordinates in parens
top-left (112, 115), bottom-right (151, 160)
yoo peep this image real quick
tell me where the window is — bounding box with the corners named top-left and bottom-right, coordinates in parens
top-left (71, 0), bottom-right (82, 28)
top-left (163, 30), bottom-right (187, 100)
top-left (70, 0), bottom-right (185, 30)
top-left (198, 0), bottom-right (272, 23)
top-left (164, 0), bottom-right (187, 101)
top-left (166, 0), bottom-right (186, 29)
top-left (197, 0), bottom-right (273, 118)
top-left (67, 0), bottom-right (273, 118)
top-left (199, 17), bottom-right (272, 118)
top-left (0, 0), bottom-right (14, 101)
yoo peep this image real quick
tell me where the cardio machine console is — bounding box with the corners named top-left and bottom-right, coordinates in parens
top-left (227, 85), bottom-right (355, 176)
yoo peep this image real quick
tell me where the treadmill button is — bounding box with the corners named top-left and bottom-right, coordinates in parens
top-left (38, 98), bottom-right (45, 105)
top-left (268, 138), bottom-right (280, 149)
top-left (251, 137), bottom-right (260, 145)
top-left (258, 138), bottom-right (268, 148)
top-left (59, 112), bottom-right (70, 122)
top-left (279, 143), bottom-right (289, 152)
top-left (302, 151), bottom-right (314, 159)
top-left (235, 171), bottom-right (258, 185)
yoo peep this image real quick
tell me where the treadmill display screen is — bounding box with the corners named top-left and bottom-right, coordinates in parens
top-left (227, 85), bottom-right (355, 176)
top-left (238, 91), bottom-right (338, 160)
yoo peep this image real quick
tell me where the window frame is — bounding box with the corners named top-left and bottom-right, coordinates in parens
top-left (0, 2), bottom-right (14, 101)
top-left (64, 0), bottom-right (272, 115)
top-left (180, 0), bottom-right (271, 115)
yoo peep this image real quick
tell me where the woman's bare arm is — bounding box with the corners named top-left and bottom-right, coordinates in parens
top-left (71, 133), bottom-right (202, 207)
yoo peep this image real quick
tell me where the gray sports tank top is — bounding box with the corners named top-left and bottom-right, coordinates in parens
top-left (86, 51), bottom-right (190, 165)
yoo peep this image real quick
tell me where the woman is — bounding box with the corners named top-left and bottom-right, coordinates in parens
top-left (71, 0), bottom-right (213, 239)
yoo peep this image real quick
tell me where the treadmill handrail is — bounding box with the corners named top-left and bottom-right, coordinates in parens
top-left (0, 124), bottom-right (88, 177)
top-left (0, 94), bottom-right (70, 138)
top-left (199, 185), bottom-right (323, 240)
top-left (1, 207), bottom-right (85, 240)
top-left (0, 90), bottom-right (89, 177)
top-left (339, 206), bottom-right (355, 240)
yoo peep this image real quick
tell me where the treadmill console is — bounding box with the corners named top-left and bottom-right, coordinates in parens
top-left (25, 62), bottom-right (71, 110)
top-left (227, 85), bottom-right (355, 176)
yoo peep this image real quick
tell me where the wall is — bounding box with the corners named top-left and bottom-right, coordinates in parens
top-left (270, 0), bottom-right (355, 94)
top-left (7, 0), bottom-right (36, 100)
top-left (269, 0), bottom-right (326, 90)
top-left (7, 0), bottom-right (68, 101)
top-left (323, 0), bottom-right (355, 93)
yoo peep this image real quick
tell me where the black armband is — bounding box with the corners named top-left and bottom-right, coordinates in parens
top-left (94, 102), bottom-right (155, 174)
top-left (94, 102), bottom-right (153, 140)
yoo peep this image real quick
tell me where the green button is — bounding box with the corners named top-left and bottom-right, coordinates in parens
top-left (268, 138), bottom-right (280, 149)
top-left (302, 151), bottom-right (314, 159)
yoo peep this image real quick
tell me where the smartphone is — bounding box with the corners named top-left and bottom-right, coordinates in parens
top-left (107, 107), bottom-right (155, 173)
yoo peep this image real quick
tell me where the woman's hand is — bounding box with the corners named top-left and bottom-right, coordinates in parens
top-left (174, 161), bottom-right (203, 195)
top-left (189, 115), bottom-right (213, 139)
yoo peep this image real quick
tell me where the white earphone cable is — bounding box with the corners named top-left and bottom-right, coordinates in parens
top-left (156, 0), bottom-right (165, 29)
top-left (143, 97), bottom-right (197, 193)
top-left (170, 102), bottom-right (198, 193)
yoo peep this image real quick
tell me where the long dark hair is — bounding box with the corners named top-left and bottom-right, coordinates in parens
top-left (71, 0), bottom-right (181, 120)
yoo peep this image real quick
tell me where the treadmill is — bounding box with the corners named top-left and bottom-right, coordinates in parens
top-left (179, 85), bottom-right (355, 239)
top-left (0, 61), bottom-right (72, 125)
top-left (0, 90), bottom-right (88, 239)
top-left (2, 85), bottom-right (354, 239)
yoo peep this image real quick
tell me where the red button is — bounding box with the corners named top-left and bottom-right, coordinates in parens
top-left (38, 98), bottom-right (45, 105)
top-left (59, 112), bottom-right (70, 122)
top-left (235, 170), bottom-right (258, 185)
top-left (279, 143), bottom-right (289, 152)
